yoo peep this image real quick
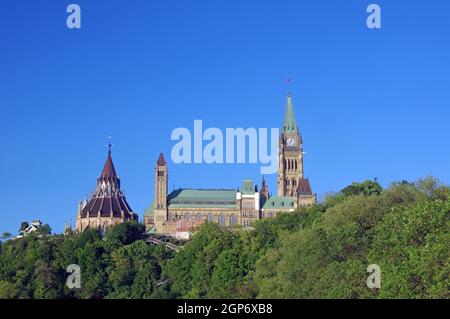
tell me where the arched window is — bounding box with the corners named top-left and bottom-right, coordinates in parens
top-left (195, 213), bottom-right (203, 220)
top-left (207, 213), bottom-right (214, 222)
top-left (230, 214), bottom-right (237, 226)
top-left (295, 160), bottom-right (297, 171)
top-left (218, 214), bottom-right (225, 226)
top-left (184, 212), bottom-right (191, 220)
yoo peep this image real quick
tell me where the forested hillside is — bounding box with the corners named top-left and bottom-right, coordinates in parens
top-left (0, 177), bottom-right (448, 299)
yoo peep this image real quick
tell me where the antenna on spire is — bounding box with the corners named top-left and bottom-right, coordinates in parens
top-left (285, 78), bottom-right (292, 95)
top-left (107, 134), bottom-right (113, 154)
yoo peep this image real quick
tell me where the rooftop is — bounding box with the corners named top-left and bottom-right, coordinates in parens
top-left (168, 188), bottom-right (238, 208)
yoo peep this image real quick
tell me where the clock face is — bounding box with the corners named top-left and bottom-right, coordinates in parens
top-left (286, 137), bottom-right (296, 147)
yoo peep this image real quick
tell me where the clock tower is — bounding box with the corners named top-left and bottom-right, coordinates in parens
top-left (278, 93), bottom-right (304, 197)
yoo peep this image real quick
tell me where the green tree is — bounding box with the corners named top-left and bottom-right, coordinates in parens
top-left (104, 221), bottom-right (145, 248)
top-left (1, 232), bottom-right (12, 240)
top-left (368, 198), bottom-right (450, 298)
top-left (164, 223), bottom-right (236, 298)
top-left (341, 179), bottom-right (383, 197)
top-left (107, 240), bottom-right (160, 298)
top-left (36, 224), bottom-right (52, 236)
top-left (20, 222), bottom-right (29, 232)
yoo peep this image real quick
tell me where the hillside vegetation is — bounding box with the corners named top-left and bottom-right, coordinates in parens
top-left (0, 177), bottom-right (448, 299)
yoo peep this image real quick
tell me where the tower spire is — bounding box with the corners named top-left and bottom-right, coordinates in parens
top-left (157, 153), bottom-right (166, 166)
top-left (101, 150), bottom-right (117, 179)
top-left (283, 93), bottom-right (298, 133)
top-left (261, 175), bottom-right (269, 198)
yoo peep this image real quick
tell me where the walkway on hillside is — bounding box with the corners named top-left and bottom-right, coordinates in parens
top-left (146, 236), bottom-right (182, 252)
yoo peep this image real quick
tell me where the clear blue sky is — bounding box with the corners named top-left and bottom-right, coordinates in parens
top-left (1, 0), bottom-right (449, 235)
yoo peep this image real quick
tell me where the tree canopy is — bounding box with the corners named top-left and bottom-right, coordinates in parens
top-left (0, 177), bottom-right (448, 299)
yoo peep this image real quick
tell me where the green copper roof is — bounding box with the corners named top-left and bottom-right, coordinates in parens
top-left (168, 189), bottom-right (237, 208)
top-left (283, 94), bottom-right (298, 133)
top-left (263, 196), bottom-right (295, 209)
top-left (241, 179), bottom-right (254, 194)
top-left (144, 204), bottom-right (154, 216)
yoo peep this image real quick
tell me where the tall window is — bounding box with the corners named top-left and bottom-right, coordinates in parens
top-left (230, 214), bottom-right (237, 226)
top-left (195, 213), bottom-right (202, 220)
top-left (184, 212), bottom-right (191, 220)
top-left (218, 214), bottom-right (225, 226)
top-left (207, 213), bottom-right (214, 223)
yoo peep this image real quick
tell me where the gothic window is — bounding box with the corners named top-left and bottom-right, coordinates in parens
top-left (230, 214), bottom-right (237, 226)
top-left (195, 213), bottom-right (202, 220)
top-left (207, 213), bottom-right (214, 222)
top-left (184, 212), bottom-right (191, 220)
top-left (218, 214), bottom-right (225, 226)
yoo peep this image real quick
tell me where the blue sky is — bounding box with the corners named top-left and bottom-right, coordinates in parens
top-left (0, 0), bottom-right (449, 235)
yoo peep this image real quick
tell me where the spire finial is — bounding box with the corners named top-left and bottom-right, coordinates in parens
top-left (285, 78), bottom-right (292, 95)
top-left (107, 134), bottom-right (113, 154)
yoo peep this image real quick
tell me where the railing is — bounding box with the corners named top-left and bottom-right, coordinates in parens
top-left (146, 236), bottom-right (182, 252)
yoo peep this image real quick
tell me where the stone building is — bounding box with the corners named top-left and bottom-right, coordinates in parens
top-left (76, 146), bottom-right (138, 232)
top-left (145, 93), bottom-right (316, 235)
